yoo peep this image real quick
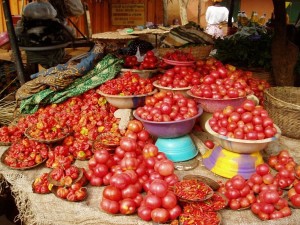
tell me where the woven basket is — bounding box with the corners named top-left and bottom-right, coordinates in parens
top-left (263, 87), bottom-right (300, 139)
top-left (157, 45), bottom-right (213, 60)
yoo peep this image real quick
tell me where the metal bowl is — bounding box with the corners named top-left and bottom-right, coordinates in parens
top-left (119, 68), bottom-right (158, 79)
top-left (153, 80), bottom-right (191, 98)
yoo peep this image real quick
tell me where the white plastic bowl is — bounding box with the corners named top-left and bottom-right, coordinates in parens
top-left (205, 120), bottom-right (281, 154)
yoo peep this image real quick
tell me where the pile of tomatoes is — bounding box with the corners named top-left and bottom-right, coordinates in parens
top-left (26, 116), bottom-right (69, 141)
top-left (163, 50), bottom-right (195, 62)
top-left (3, 138), bottom-right (48, 169)
top-left (124, 51), bottom-right (159, 70)
top-left (135, 91), bottom-right (199, 122)
top-left (32, 173), bottom-right (52, 194)
top-left (191, 58), bottom-right (271, 103)
top-left (88, 120), bottom-right (181, 223)
top-left (99, 72), bottom-right (154, 95)
top-left (208, 99), bottom-right (277, 140)
top-left (156, 66), bottom-right (202, 88)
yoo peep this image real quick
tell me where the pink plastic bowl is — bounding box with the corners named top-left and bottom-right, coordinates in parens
top-left (186, 90), bottom-right (247, 113)
top-left (0, 32), bottom-right (9, 47)
top-left (133, 107), bottom-right (203, 138)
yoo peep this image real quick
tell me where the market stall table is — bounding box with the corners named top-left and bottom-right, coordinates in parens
top-left (91, 32), bottom-right (138, 48)
top-left (1, 135), bottom-right (300, 225)
top-left (117, 28), bottom-right (170, 47)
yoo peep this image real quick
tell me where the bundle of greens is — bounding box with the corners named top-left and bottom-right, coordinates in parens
top-left (214, 25), bottom-right (273, 70)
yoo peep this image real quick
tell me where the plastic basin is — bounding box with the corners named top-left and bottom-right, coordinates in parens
top-left (133, 107), bottom-right (203, 138)
top-left (155, 135), bottom-right (198, 162)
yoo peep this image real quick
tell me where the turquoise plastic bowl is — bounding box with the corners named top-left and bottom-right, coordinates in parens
top-left (155, 135), bottom-right (198, 162)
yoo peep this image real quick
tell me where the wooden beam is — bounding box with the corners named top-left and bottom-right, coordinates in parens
top-left (2, 0), bottom-right (26, 84)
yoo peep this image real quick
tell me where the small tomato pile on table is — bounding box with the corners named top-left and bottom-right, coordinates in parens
top-left (99, 72), bottom-right (154, 95)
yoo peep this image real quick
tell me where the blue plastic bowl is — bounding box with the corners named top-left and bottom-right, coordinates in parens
top-left (155, 135), bottom-right (198, 162)
top-left (133, 107), bottom-right (203, 138)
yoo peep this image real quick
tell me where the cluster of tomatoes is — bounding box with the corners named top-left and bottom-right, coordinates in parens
top-left (0, 125), bottom-right (23, 143)
top-left (99, 72), bottom-right (154, 95)
top-left (218, 149), bottom-right (300, 221)
top-left (55, 182), bottom-right (88, 202)
top-left (3, 138), bottom-right (48, 169)
top-left (208, 99), bottom-right (277, 140)
top-left (190, 77), bottom-right (252, 99)
top-left (124, 51), bottom-right (159, 70)
top-left (135, 91), bottom-right (199, 122)
top-left (86, 120), bottom-right (181, 223)
top-left (190, 58), bottom-right (270, 103)
top-left (26, 115), bottom-right (69, 141)
top-left (156, 66), bottom-right (202, 88)
top-left (32, 173), bottom-right (52, 194)
top-left (48, 165), bottom-right (82, 186)
top-left (47, 165), bottom-right (88, 202)
top-left (163, 50), bottom-right (195, 62)
top-left (46, 145), bottom-right (74, 169)
top-left (1, 88), bottom-right (119, 162)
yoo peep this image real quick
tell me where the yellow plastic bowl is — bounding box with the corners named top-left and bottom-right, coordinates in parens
top-left (202, 146), bottom-right (264, 179)
top-left (205, 120), bottom-right (281, 154)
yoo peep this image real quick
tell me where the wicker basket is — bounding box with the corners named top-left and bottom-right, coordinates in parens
top-left (157, 45), bottom-right (213, 60)
top-left (263, 87), bottom-right (300, 139)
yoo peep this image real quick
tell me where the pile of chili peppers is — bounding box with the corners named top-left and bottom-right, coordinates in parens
top-left (171, 179), bottom-right (228, 225)
top-left (173, 179), bottom-right (213, 201)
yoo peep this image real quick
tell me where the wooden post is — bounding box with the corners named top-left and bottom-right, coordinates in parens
top-left (272, 0), bottom-right (299, 86)
top-left (2, 0), bottom-right (26, 84)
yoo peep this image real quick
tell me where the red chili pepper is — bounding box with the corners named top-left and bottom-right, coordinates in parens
top-left (179, 211), bottom-right (220, 225)
top-left (182, 193), bottom-right (227, 212)
top-left (173, 179), bottom-right (213, 201)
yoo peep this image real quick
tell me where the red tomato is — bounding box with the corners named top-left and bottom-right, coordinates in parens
top-left (145, 193), bottom-right (162, 209)
top-left (119, 198), bottom-right (137, 215)
top-left (241, 99), bottom-right (256, 112)
top-left (204, 140), bottom-right (215, 149)
top-left (151, 208), bottom-right (170, 223)
top-left (149, 179), bottom-right (169, 198)
top-left (155, 159), bottom-right (174, 177)
top-left (100, 198), bottom-right (119, 214)
top-left (120, 137), bottom-right (137, 152)
top-left (110, 173), bottom-right (130, 190)
top-left (103, 185), bottom-right (122, 201)
top-left (161, 191), bottom-right (178, 209)
top-left (138, 206), bottom-right (152, 221)
top-left (168, 205), bottom-right (182, 220)
top-left (93, 164), bottom-right (109, 178)
top-left (94, 150), bottom-right (110, 164)
top-left (256, 163), bottom-right (270, 176)
top-left (137, 130), bottom-right (150, 142)
top-left (127, 120), bottom-right (143, 133)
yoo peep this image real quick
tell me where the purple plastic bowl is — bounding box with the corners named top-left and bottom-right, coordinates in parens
top-left (133, 107), bottom-right (203, 138)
